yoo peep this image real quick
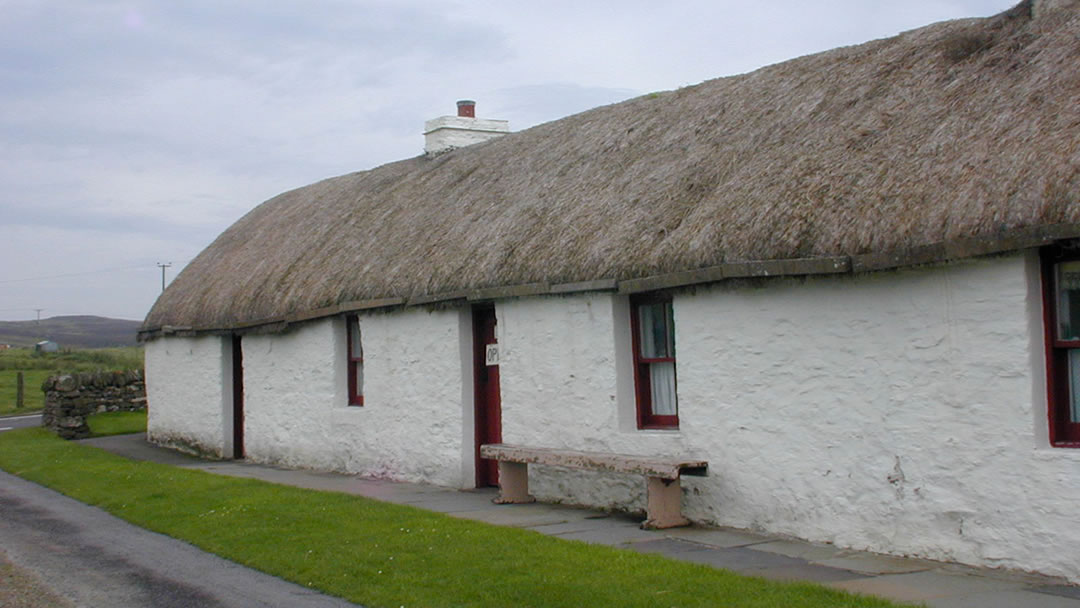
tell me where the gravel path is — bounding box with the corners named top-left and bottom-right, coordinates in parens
top-left (0, 549), bottom-right (75, 608)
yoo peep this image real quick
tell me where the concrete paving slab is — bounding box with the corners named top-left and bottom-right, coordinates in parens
top-left (1033, 586), bottom-right (1080, 601)
top-left (633, 540), bottom-right (868, 583)
top-left (329, 480), bottom-right (437, 499)
top-left (663, 526), bottom-right (773, 548)
top-left (202, 468), bottom-right (361, 494)
top-left (662, 546), bottom-right (811, 573)
top-left (551, 521), bottom-right (658, 545)
top-left (630, 538), bottom-right (720, 555)
top-left (525, 516), bottom-right (640, 536)
top-left (79, 435), bottom-right (203, 467)
top-left (924, 589), bottom-right (1080, 608)
top-left (344, 481), bottom-right (464, 503)
top-left (748, 563), bottom-right (870, 584)
top-left (395, 495), bottom-right (504, 513)
top-left (752, 539), bottom-right (847, 562)
top-left (817, 551), bottom-right (939, 575)
top-left (828, 570), bottom-right (1027, 603)
top-left (189, 465), bottom-right (370, 496)
top-left (934, 562), bottom-right (1073, 588)
top-left (445, 506), bottom-right (575, 528)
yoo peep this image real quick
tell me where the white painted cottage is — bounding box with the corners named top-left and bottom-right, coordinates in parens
top-left (142, 1), bottom-right (1080, 582)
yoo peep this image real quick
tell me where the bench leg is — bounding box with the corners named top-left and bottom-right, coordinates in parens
top-left (642, 477), bottom-right (689, 529)
top-left (493, 462), bottom-right (535, 504)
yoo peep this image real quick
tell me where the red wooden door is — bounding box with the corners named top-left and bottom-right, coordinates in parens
top-left (473, 306), bottom-right (501, 487)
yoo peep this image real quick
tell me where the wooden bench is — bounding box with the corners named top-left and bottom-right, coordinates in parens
top-left (479, 443), bottom-right (708, 529)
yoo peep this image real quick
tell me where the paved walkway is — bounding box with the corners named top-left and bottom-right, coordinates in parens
top-left (82, 433), bottom-right (1080, 608)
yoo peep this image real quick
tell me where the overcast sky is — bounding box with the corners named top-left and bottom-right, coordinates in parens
top-left (1, 0), bottom-right (1019, 322)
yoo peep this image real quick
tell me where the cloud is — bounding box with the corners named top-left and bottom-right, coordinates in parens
top-left (0, 0), bottom-right (1020, 321)
top-left (0, 223), bottom-right (201, 321)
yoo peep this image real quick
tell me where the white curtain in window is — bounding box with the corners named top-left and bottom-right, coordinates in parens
top-left (350, 320), bottom-right (363, 358)
top-left (639, 304), bottom-right (659, 357)
top-left (1061, 263), bottom-right (1080, 290)
top-left (649, 361), bottom-right (677, 416)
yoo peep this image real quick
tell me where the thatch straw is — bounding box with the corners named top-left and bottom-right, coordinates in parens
top-left (143, 0), bottom-right (1080, 334)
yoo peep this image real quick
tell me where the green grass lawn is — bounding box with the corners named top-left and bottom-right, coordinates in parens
top-left (0, 347), bottom-right (143, 372)
top-left (86, 410), bottom-right (146, 437)
top-left (0, 428), bottom-right (911, 608)
top-left (0, 370), bottom-right (52, 414)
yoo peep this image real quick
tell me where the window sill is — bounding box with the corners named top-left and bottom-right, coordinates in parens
top-left (1031, 445), bottom-right (1080, 462)
top-left (633, 427), bottom-right (681, 435)
top-left (639, 421), bottom-right (679, 431)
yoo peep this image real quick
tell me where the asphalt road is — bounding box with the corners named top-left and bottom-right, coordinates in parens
top-left (0, 412), bottom-right (43, 432)
top-left (0, 468), bottom-right (361, 607)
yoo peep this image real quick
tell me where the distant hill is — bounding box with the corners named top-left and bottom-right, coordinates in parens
top-left (0, 316), bottom-right (141, 349)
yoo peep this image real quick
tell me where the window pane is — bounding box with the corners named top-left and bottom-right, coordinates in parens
top-left (664, 302), bottom-right (674, 356)
top-left (649, 361), bottom-right (677, 416)
top-left (1057, 262), bottom-right (1080, 340)
top-left (350, 319), bottom-right (363, 359)
top-left (639, 302), bottom-right (671, 358)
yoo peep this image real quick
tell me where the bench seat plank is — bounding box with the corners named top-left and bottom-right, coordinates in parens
top-left (480, 444), bottom-right (707, 480)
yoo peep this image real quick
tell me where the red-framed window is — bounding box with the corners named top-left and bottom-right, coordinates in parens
top-left (346, 315), bottom-right (364, 406)
top-left (1043, 245), bottom-right (1080, 446)
top-left (630, 294), bottom-right (678, 429)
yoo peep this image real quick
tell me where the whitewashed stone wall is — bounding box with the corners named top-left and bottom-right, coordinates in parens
top-left (498, 253), bottom-right (1080, 583)
top-left (241, 308), bottom-right (470, 487)
top-left (497, 293), bottom-right (688, 511)
top-left (423, 116), bottom-right (509, 155)
top-left (145, 335), bottom-right (231, 458)
top-left (146, 250), bottom-right (1080, 581)
top-left (676, 252), bottom-right (1080, 581)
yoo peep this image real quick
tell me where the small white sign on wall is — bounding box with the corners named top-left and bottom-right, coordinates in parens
top-left (485, 344), bottom-right (499, 366)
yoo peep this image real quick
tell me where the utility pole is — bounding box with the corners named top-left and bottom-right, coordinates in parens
top-left (157, 262), bottom-right (172, 292)
top-left (33, 308), bottom-right (43, 325)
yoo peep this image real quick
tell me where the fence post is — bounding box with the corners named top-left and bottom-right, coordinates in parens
top-left (16, 371), bottom-right (24, 409)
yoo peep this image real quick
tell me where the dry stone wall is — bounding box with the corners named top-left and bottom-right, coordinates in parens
top-left (41, 370), bottom-right (146, 439)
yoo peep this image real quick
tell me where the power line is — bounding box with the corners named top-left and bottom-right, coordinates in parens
top-left (0, 261), bottom-right (189, 285)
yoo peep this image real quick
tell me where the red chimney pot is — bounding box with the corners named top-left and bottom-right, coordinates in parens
top-left (456, 99), bottom-right (476, 118)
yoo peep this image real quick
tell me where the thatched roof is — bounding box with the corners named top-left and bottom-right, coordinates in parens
top-left (142, 0), bottom-right (1080, 337)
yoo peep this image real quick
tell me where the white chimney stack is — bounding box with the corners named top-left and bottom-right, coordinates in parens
top-left (424, 100), bottom-right (509, 156)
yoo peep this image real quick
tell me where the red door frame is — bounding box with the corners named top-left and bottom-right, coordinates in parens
top-left (232, 334), bottom-right (245, 459)
top-left (473, 305), bottom-right (501, 487)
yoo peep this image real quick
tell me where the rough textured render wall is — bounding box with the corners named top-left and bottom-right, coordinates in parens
top-left (145, 336), bottom-right (228, 458)
top-left (423, 116), bottom-right (509, 154)
top-left (241, 321), bottom-right (340, 471)
top-left (498, 255), bottom-right (1080, 583)
top-left (675, 252), bottom-right (1080, 582)
top-left (242, 309), bottom-right (467, 487)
